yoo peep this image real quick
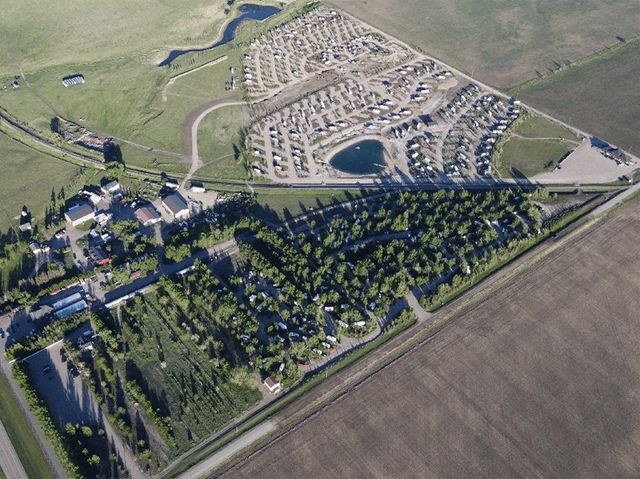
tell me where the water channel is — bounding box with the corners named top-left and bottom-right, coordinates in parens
top-left (159, 4), bottom-right (281, 67)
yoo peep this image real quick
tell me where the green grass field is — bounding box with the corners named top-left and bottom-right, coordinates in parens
top-left (329, 0), bottom-right (640, 88)
top-left (0, 130), bottom-right (99, 232)
top-left (251, 188), bottom-right (371, 222)
top-left (516, 39), bottom-right (640, 155)
top-left (495, 138), bottom-right (572, 178)
top-left (117, 143), bottom-right (190, 176)
top-left (0, 0), bottom-right (293, 181)
top-left (511, 115), bottom-right (579, 141)
top-left (493, 114), bottom-right (577, 178)
top-left (0, 369), bottom-right (55, 479)
top-left (196, 105), bottom-right (248, 180)
top-left (0, 0), bottom-right (239, 74)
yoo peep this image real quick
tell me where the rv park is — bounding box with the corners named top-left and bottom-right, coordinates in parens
top-left (0, 1), bottom-right (640, 478)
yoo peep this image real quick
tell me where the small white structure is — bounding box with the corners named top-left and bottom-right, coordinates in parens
top-left (62, 74), bottom-right (85, 87)
top-left (101, 180), bottom-right (121, 195)
top-left (95, 212), bottom-right (112, 226)
top-left (263, 377), bottom-right (281, 393)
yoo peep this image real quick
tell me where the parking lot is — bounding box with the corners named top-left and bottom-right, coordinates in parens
top-left (24, 325), bottom-right (142, 477)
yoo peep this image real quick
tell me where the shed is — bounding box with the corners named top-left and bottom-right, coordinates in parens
top-left (263, 377), bottom-right (281, 393)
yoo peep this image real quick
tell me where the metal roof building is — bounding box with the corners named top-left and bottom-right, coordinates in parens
top-left (161, 193), bottom-right (189, 221)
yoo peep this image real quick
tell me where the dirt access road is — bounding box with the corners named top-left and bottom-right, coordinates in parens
top-left (180, 97), bottom-right (246, 187)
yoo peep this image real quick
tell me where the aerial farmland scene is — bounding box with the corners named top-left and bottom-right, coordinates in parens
top-left (0, 1), bottom-right (639, 478)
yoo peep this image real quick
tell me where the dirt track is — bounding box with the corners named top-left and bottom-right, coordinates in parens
top-left (180, 97), bottom-right (246, 186)
top-left (218, 196), bottom-right (640, 479)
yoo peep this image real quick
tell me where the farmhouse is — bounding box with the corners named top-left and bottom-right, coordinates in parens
top-left (162, 193), bottom-right (190, 221)
top-left (61, 74), bottom-right (85, 87)
top-left (263, 376), bottom-right (281, 393)
top-left (135, 205), bottom-right (162, 227)
top-left (65, 203), bottom-right (95, 227)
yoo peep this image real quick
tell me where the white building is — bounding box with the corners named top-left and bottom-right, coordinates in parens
top-left (65, 204), bottom-right (95, 227)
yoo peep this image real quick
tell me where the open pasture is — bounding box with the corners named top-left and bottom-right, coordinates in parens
top-left (0, 0), bottom-right (284, 176)
top-left (517, 39), bottom-right (640, 155)
top-left (329, 0), bottom-right (640, 88)
top-left (0, 0), bottom-right (253, 74)
top-left (220, 196), bottom-right (640, 479)
top-left (0, 130), bottom-right (92, 233)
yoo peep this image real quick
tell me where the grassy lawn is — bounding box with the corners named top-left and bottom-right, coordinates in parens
top-left (196, 105), bottom-right (248, 180)
top-left (495, 137), bottom-right (572, 178)
top-left (251, 188), bottom-right (371, 222)
top-left (0, 0), bottom-right (242, 74)
top-left (329, 0), bottom-right (640, 87)
top-left (517, 39), bottom-right (640, 154)
top-left (118, 143), bottom-right (189, 176)
top-left (168, 49), bottom-right (244, 102)
top-left (511, 115), bottom-right (579, 141)
top-left (0, 130), bottom-right (100, 233)
top-left (0, 369), bottom-right (55, 479)
top-left (493, 114), bottom-right (579, 178)
top-left (0, 0), bottom-right (289, 177)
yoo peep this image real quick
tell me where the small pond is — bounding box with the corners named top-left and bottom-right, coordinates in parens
top-left (159, 4), bottom-right (281, 67)
top-left (330, 139), bottom-right (386, 175)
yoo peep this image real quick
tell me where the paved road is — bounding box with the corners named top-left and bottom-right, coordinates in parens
top-left (0, 360), bottom-right (67, 479)
top-left (0, 419), bottom-right (27, 479)
top-left (176, 420), bottom-right (276, 479)
top-left (590, 180), bottom-right (640, 217)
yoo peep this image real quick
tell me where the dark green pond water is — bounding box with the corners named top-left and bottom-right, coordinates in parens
top-left (330, 140), bottom-right (386, 175)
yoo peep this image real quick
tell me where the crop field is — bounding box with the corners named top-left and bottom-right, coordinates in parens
top-left (329, 0), bottom-right (640, 88)
top-left (516, 39), bottom-right (640, 155)
top-left (220, 196), bottom-right (640, 479)
top-left (0, 130), bottom-right (95, 233)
